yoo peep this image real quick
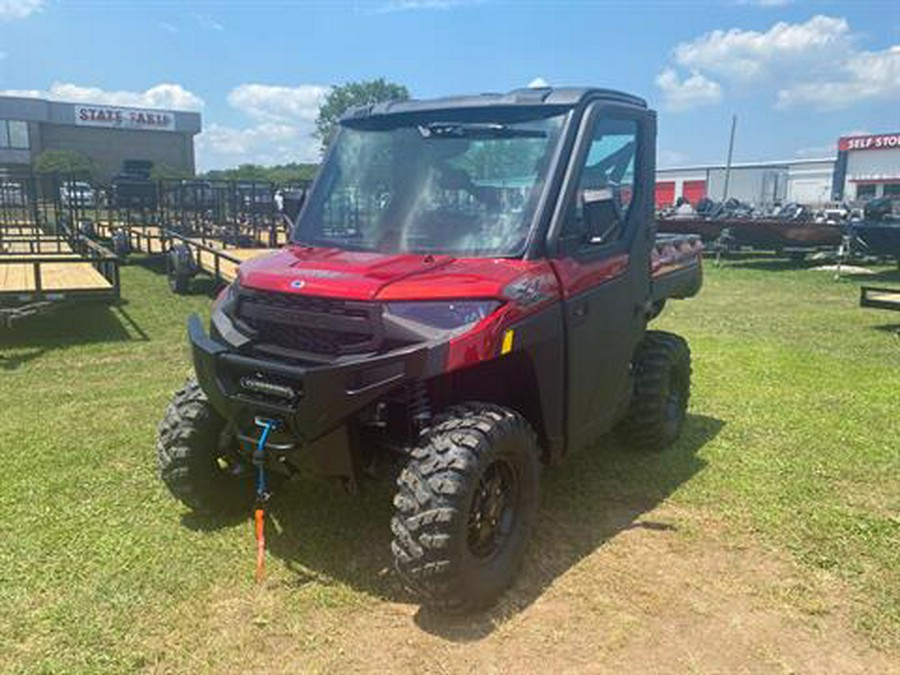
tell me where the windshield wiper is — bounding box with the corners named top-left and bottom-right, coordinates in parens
top-left (418, 122), bottom-right (546, 139)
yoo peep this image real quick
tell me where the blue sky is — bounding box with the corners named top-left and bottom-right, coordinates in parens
top-left (1, 0), bottom-right (898, 170)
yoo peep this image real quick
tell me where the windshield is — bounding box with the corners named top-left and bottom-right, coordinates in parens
top-left (294, 112), bottom-right (567, 257)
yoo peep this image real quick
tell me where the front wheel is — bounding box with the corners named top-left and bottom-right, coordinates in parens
top-left (156, 377), bottom-right (255, 514)
top-left (391, 403), bottom-right (541, 613)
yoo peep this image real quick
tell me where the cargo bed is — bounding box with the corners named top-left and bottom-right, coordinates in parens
top-left (860, 286), bottom-right (900, 312)
top-left (651, 233), bottom-right (703, 303)
top-left (0, 230), bottom-right (120, 325)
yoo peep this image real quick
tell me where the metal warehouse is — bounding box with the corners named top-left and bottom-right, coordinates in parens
top-left (0, 95), bottom-right (201, 180)
top-left (656, 131), bottom-right (900, 209)
top-left (655, 157), bottom-right (836, 209)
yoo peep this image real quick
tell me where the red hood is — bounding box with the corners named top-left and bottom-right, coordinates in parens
top-left (238, 245), bottom-right (550, 301)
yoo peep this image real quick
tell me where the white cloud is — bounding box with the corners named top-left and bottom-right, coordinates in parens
top-left (655, 68), bottom-right (722, 111)
top-left (777, 45), bottom-right (900, 109)
top-left (658, 15), bottom-right (900, 111)
top-left (528, 77), bottom-right (549, 88)
top-left (195, 82), bottom-right (330, 170)
top-left (159, 21), bottom-right (178, 34)
top-left (0, 81), bottom-right (204, 110)
top-left (191, 12), bottom-right (224, 31)
top-left (673, 15), bottom-right (851, 83)
top-left (659, 149), bottom-right (691, 166)
top-left (372, 0), bottom-right (483, 13)
top-left (794, 144), bottom-right (835, 158)
top-left (227, 84), bottom-right (329, 124)
top-left (196, 123), bottom-right (320, 171)
top-left (735, 0), bottom-right (793, 6)
top-left (0, 0), bottom-right (43, 21)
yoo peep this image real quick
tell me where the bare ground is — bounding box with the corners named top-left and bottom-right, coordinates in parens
top-left (146, 502), bottom-right (899, 674)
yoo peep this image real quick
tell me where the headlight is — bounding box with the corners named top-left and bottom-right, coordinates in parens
top-left (385, 300), bottom-right (501, 331)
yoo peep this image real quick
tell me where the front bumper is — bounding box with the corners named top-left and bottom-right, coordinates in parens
top-left (188, 314), bottom-right (440, 443)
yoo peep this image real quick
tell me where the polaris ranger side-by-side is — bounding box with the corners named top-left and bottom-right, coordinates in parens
top-left (157, 87), bottom-right (703, 611)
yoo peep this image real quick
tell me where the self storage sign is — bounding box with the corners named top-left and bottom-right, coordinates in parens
top-left (839, 133), bottom-right (900, 152)
top-left (74, 105), bottom-right (175, 131)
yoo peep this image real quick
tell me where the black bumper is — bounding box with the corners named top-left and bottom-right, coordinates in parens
top-left (188, 314), bottom-right (438, 442)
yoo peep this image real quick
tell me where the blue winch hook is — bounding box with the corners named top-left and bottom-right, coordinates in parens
top-left (253, 417), bottom-right (279, 502)
top-left (252, 417), bottom-right (279, 583)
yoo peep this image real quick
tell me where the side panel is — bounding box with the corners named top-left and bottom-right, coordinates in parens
top-left (551, 255), bottom-right (636, 445)
top-left (437, 302), bottom-right (567, 461)
top-left (545, 101), bottom-right (657, 452)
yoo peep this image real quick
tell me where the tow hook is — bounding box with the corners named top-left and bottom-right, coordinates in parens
top-left (252, 417), bottom-right (280, 583)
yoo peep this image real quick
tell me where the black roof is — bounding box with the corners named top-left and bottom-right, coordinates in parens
top-left (340, 87), bottom-right (647, 124)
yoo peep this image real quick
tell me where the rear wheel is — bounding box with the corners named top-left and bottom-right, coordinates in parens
top-left (111, 230), bottom-right (131, 259)
top-left (620, 330), bottom-right (691, 451)
top-left (168, 272), bottom-right (190, 294)
top-left (391, 403), bottom-right (540, 612)
top-left (167, 244), bottom-right (195, 294)
top-left (157, 377), bottom-right (254, 514)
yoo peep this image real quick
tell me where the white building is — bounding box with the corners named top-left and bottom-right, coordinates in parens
top-left (655, 158), bottom-right (835, 209)
top-left (655, 131), bottom-right (900, 209)
top-left (835, 133), bottom-right (900, 202)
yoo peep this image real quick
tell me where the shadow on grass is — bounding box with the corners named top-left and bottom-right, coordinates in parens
top-left (871, 323), bottom-right (900, 335)
top-left (225, 413), bottom-right (723, 640)
top-left (857, 268), bottom-right (900, 284)
top-left (718, 254), bottom-right (822, 273)
top-left (0, 300), bottom-right (148, 370)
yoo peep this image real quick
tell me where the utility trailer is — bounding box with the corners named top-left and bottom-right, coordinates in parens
top-left (0, 226), bottom-right (120, 326)
top-left (163, 229), bottom-right (277, 293)
top-left (92, 180), bottom-right (166, 258)
top-left (860, 286), bottom-right (900, 312)
top-left (93, 220), bottom-right (168, 258)
top-left (92, 179), bottom-right (289, 262)
top-left (160, 179), bottom-right (290, 293)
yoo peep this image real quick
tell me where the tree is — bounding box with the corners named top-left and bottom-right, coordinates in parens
top-left (201, 162), bottom-right (319, 184)
top-left (315, 78), bottom-right (410, 152)
top-left (33, 150), bottom-right (96, 179)
top-left (150, 163), bottom-right (193, 182)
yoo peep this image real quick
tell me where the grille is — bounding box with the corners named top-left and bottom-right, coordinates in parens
top-left (236, 289), bottom-right (382, 356)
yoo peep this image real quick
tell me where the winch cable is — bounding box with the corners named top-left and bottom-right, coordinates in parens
top-left (252, 418), bottom-right (279, 583)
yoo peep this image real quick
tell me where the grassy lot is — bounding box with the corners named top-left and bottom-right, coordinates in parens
top-left (0, 255), bottom-right (898, 672)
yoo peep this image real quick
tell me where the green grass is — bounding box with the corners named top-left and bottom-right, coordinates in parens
top-left (0, 254), bottom-right (898, 671)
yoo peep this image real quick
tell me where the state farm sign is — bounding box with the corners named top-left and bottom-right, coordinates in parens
top-left (74, 105), bottom-right (176, 132)
top-left (838, 133), bottom-right (900, 152)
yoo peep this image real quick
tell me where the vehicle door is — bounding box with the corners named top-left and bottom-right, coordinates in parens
top-left (548, 103), bottom-right (655, 449)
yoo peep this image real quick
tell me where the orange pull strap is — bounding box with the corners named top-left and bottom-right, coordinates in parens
top-left (254, 508), bottom-right (266, 583)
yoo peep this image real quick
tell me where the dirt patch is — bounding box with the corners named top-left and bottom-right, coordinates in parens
top-left (148, 503), bottom-right (898, 674)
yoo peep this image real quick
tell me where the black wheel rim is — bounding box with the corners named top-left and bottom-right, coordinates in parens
top-left (467, 460), bottom-right (518, 559)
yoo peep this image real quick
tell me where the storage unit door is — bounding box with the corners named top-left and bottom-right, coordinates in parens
top-left (655, 181), bottom-right (675, 208)
top-left (682, 180), bottom-right (707, 206)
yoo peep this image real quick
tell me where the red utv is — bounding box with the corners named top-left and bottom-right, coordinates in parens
top-left (157, 87), bottom-right (703, 611)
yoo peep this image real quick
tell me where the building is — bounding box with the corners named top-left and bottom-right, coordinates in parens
top-left (0, 95), bottom-right (201, 181)
top-left (833, 133), bottom-right (900, 202)
top-left (656, 157), bottom-right (836, 209)
top-left (656, 131), bottom-right (900, 209)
